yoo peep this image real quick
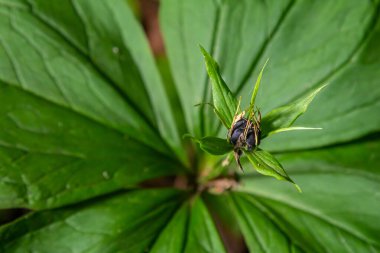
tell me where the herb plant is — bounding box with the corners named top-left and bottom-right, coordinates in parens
top-left (193, 47), bottom-right (324, 193)
top-left (1, 1), bottom-right (380, 252)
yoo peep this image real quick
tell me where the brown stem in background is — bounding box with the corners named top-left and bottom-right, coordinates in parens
top-left (140, 0), bottom-right (165, 56)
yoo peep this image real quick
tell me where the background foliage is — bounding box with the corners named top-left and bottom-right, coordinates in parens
top-left (0, 0), bottom-right (380, 252)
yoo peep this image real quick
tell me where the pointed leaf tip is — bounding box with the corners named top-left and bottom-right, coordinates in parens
top-left (244, 149), bottom-right (298, 189)
top-left (294, 184), bottom-right (302, 193)
top-left (250, 58), bottom-right (270, 107)
top-left (267, 126), bottom-right (323, 137)
top-left (261, 82), bottom-right (328, 138)
top-left (199, 45), bottom-right (207, 55)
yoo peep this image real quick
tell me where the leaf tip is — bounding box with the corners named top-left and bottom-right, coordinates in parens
top-left (321, 82), bottom-right (329, 89)
top-left (263, 58), bottom-right (270, 68)
top-left (199, 45), bottom-right (208, 56)
top-left (315, 82), bottom-right (329, 94)
top-left (250, 58), bottom-right (270, 107)
top-left (294, 184), bottom-right (302, 193)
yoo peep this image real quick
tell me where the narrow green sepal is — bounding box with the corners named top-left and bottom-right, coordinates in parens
top-left (244, 149), bottom-right (301, 192)
top-left (200, 45), bottom-right (237, 128)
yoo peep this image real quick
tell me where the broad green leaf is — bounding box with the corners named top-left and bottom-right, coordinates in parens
top-left (188, 136), bottom-right (233, 156)
top-left (161, 0), bottom-right (380, 149)
top-left (160, 0), bottom-right (223, 136)
top-left (0, 0), bottom-right (185, 162)
top-left (152, 196), bottom-right (227, 253)
top-left (261, 84), bottom-right (327, 138)
top-left (261, 7), bottom-right (380, 151)
top-left (0, 189), bottom-right (186, 253)
top-left (0, 83), bottom-right (184, 209)
top-left (202, 193), bottom-right (241, 236)
top-left (160, 0), bottom-right (291, 136)
top-left (200, 46), bottom-right (237, 128)
top-left (156, 56), bottom-right (188, 138)
top-left (229, 192), bottom-right (292, 253)
top-left (205, 192), bottom-right (304, 253)
top-left (244, 150), bottom-right (301, 192)
top-left (236, 138), bottom-right (380, 252)
top-left (276, 137), bottom-right (380, 178)
top-left (183, 197), bottom-right (226, 253)
top-left (150, 203), bottom-right (189, 253)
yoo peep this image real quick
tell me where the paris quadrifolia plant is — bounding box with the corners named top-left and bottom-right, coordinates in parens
top-left (189, 46), bottom-right (327, 192)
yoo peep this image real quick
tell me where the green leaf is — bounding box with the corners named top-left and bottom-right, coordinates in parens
top-left (161, 0), bottom-right (380, 148)
top-left (277, 137), bottom-right (380, 178)
top-left (0, 0), bottom-right (185, 162)
top-left (0, 83), bottom-right (184, 209)
top-left (206, 192), bottom-right (306, 253)
top-left (188, 136), bottom-right (233, 156)
top-left (150, 203), bottom-right (189, 253)
top-left (160, 0), bottom-right (223, 136)
top-left (229, 192), bottom-right (292, 253)
top-left (156, 56), bottom-right (188, 139)
top-left (244, 150), bottom-right (301, 192)
top-left (160, 0), bottom-right (292, 136)
top-left (0, 189), bottom-right (186, 252)
top-left (152, 196), bottom-right (227, 253)
top-left (2, 1), bottom-right (380, 252)
top-left (261, 84), bottom-right (327, 138)
top-left (200, 46), bottom-right (237, 128)
top-left (236, 139), bottom-right (380, 252)
top-left (183, 197), bottom-right (226, 253)
top-left (0, 3), bottom-right (156, 152)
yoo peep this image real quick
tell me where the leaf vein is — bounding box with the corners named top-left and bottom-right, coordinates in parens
top-left (253, 194), bottom-right (380, 249)
top-left (235, 0), bottom-right (296, 94)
